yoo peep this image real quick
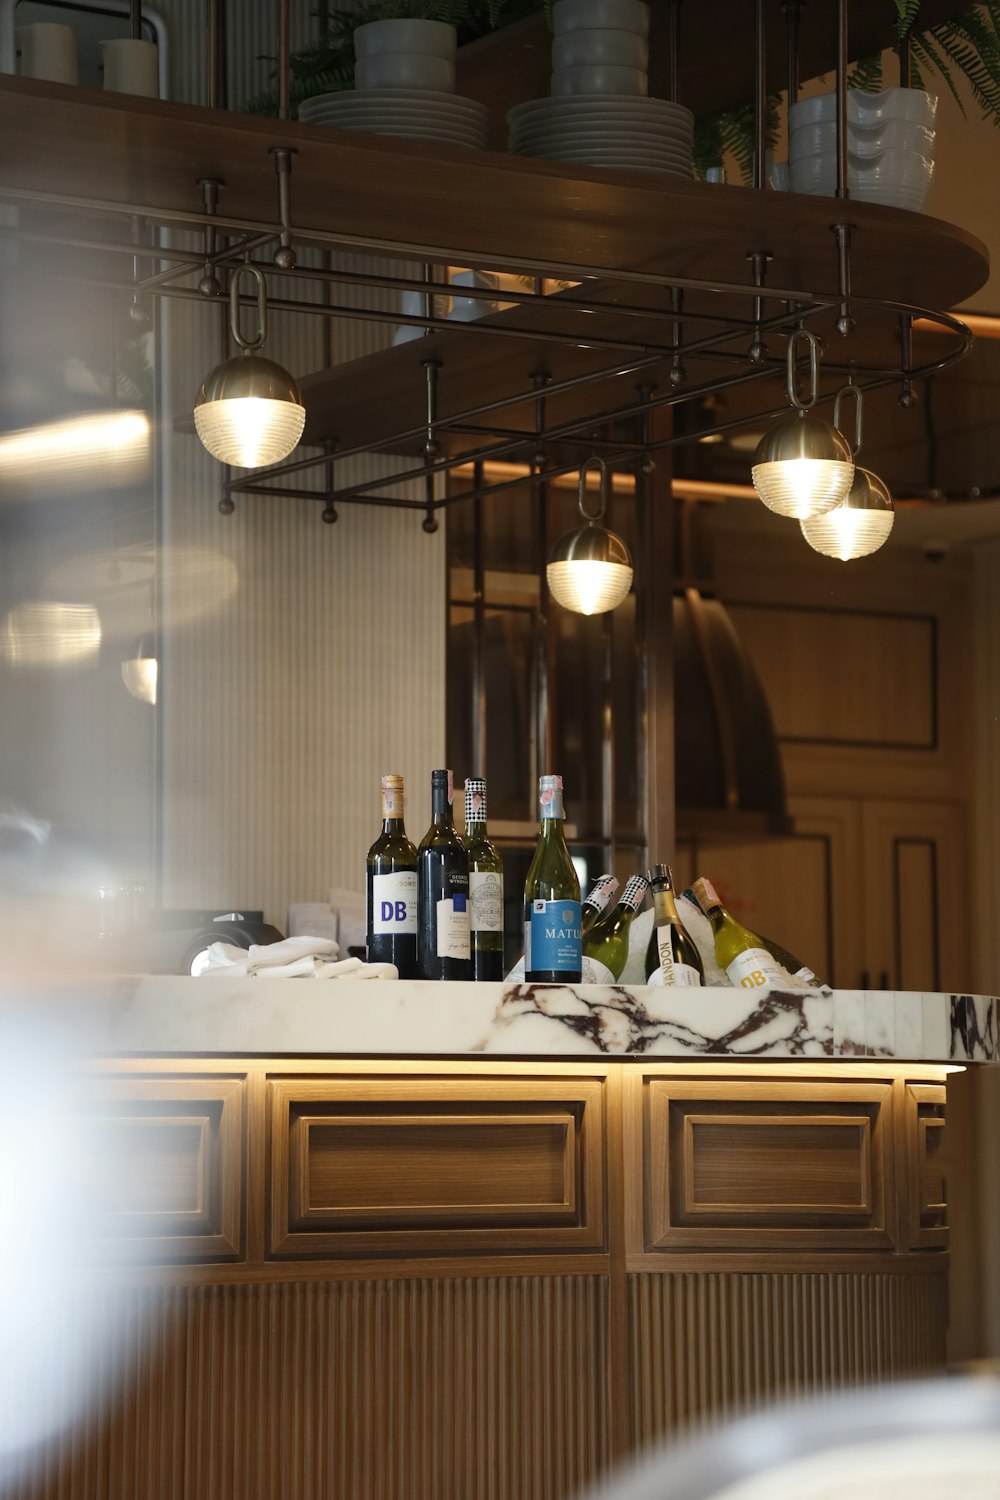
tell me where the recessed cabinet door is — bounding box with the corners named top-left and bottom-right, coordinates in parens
top-left (860, 799), bottom-right (970, 994)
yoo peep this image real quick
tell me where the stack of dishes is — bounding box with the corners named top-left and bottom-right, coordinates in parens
top-left (298, 89), bottom-right (490, 150)
top-left (788, 88), bottom-right (937, 211)
top-left (508, 95), bottom-right (693, 176)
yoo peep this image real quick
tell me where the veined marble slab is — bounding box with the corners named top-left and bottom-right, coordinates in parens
top-left (24, 976), bottom-right (999, 1062)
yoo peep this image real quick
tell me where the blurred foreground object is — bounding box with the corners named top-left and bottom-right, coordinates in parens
top-left (578, 1376), bottom-right (1000, 1500)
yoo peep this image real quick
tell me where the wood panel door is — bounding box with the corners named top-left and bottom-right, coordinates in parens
top-left (860, 798), bottom-right (970, 994)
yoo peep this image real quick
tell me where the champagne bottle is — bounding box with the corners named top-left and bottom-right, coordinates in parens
top-left (463, 778), bottom-right (504, 982)
top-left (691, 876), bottom-right (784, 991)
top-left (366, 773), bottom-right (418, 979)
top-left (524, 774), bottom-right (582, 983)
top-left (418, 769), bottom-right (471, 981)
top-left (644, 865), bottom-right (703, 987)
top-left (581, 874), bottom-right (619, 935)
top-left (582, 875), bottom-right (648, 982)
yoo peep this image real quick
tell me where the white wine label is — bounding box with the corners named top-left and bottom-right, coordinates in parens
top-left (794, 965), bottom-right (818, 984)
top-left (581, 955), bottom-right (615, 984)
top-left (656, 925), bottom-right (675, 985)
top-left (469, 871), bottom-right (503, 933)
top-left (371, 872), bottom-right (417, 935)
top-left (726, 947), bottom-right (782, 991)
top-left (436, 893), bottom-right (470, 960)
top-left (648, 961), bottom-right (701, 988)
top-left (526, 899), bottom-right (581, 975)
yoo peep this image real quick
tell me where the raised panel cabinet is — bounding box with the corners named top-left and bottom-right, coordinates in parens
top-left (267, 1073), bottom-right (606, 1257)
top-left (641, 1076), bottom-right (894, 1252)
top-left (77, 1074), bottom-right (245, 1260)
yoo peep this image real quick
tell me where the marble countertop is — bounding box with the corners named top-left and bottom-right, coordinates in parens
top-left (35, 976), bottom-right (1000, 1062)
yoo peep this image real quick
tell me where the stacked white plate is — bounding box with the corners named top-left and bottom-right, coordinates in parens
top-left (508, 96), bottom-right (693, 176)
top-left (298, 89), bottom-right (490, 150)
top-left (787, 87), bottom-right (936, 211)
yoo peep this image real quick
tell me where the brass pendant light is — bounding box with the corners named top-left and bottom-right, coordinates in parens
top-left (194, 263), bottom-right (305, 469)
top-left (752, 329), bottom-right (855, 519)
top-left (799, 385), bottom-right (895, 559)
top-left (546, 457), bottom-right (634, 615)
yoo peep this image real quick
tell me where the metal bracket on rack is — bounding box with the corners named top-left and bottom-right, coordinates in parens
top-left (833, 222), bottom-right (856, 336)
top-left (270, 147), bottom-right (296, 270)
top-left (747, 250), bottom-right (773, 365)
top-left (198, 177), bottom-right (223, 297)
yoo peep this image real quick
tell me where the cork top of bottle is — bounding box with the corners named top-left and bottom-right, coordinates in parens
top-left (538, 774), bottom-right (565, 819)
top-left (431, 768), bottom-right (454, 803)
top-left (465, 778), bottom-right (487, 823)
top-left (381, 773), bottom-right (404, 818)
top-left (691, 876), bottom-right (720, 912)
top-left (539, 774), bottom-right (563, 793)
top-left (620, 875), bottom-right (649, 911)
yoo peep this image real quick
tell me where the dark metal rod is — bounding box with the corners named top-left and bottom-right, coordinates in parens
top-left (130, 0), bottom-right (141, 41)
top-left (277, 0), bottom-right (291, 122)
top-left (668, 0), bottom-right (681, 104)
top-left (836, 0), bottom-right (849, 199)
top-left (225, 483), bottom-right (427, 510)
top-left (137, 231), bottom-right (278, 291)
top-left (447, 422), bottom-right (648, 451)
top-left (784, 0), bottom-right (801, 107)
top-left (207, 0), bottom-right (225, 110)
top-left (834, 222), bottom-right (854, 335)
top-left (272, 148), bottom-right (295, 265)
top-left (754, 0), bottom-right (767, 191)
top-left (471, 458), bottom-right (486, 778)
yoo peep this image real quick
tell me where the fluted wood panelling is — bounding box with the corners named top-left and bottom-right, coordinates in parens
top-left (11, 1277), bottom-right (608, 1500)
top-left (629, 1271), bottom-right (948, 1446)
top-left (153, 2), bottom-right (447, 925)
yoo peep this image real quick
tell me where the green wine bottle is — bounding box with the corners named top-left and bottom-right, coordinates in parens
top-left (644, 865), bottom-right (703, 986)
top-left (366, 773), bottom-right (418, 979)
top-left (464, 778), bottom-right (504, 982)
top-left (524, 774), bottom-right (582, 983)
top-left (582, 875), bottom-right (648, 982)
top-left (417, 769), bottom-right (471, 982)
top-left (691, 877), bottom-right (784, 991)
top-left (581, 874), bottom-right (619, 935)
top-left (758, 931), bottom-right (822, 987)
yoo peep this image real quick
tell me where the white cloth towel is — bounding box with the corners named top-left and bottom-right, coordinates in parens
top-left (197, 934), bottom-right (397, 981)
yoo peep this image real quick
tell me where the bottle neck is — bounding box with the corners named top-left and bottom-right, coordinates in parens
top-left (465, 782), bottom-right (488, 836)
top-left (583, 876), bottom-right (617, 919)
top-left (381, 780), bottom-right (405, 831)
top-left (651, 885), bottom-right (680, 925)
top-left (431, 790), bottom-right (455, 828)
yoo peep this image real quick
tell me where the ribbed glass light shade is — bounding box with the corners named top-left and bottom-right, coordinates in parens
top-left (800, 467), bottom-right (895, 560)
top-left (547, 524), bottom-right (633, 615)
top-left (194, 354), bottom-right (305, 468)
top-left (752, 414), bottom-right (855, 519)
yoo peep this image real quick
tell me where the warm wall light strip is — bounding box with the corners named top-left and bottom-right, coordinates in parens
top-left (915, 312), bottom-right (1000, 339)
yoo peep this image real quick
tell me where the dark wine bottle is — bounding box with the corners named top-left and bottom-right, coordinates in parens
top-left (464, 778), bottom-right (504, 982)
top-left (418, 769), bottom-right (471, 981)
top-left (365, 773), bottom-right (418, 979)
top-left (645, 865), bottom-right (703, 986)
top-left (524, 774), bottom-right (582, 983)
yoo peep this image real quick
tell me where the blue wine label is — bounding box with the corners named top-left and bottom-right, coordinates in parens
top-left (525, 899), bottom-right (582, 974)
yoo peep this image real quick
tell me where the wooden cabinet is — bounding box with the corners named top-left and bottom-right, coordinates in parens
top-left (19, 1059), bottom-right (950, 1500)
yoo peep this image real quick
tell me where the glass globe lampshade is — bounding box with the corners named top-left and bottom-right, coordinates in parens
top-left (194, 353), bottom-right (305, 468)
top-left (800, 467), bottom-right (895, 560)
top-left (547, 523), bottom-right (633, 615)
top-left (751, 413), bottom-right (855, 520)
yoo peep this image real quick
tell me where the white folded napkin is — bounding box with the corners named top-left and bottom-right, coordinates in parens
top-left (196, 935), bottom-right (396, 981)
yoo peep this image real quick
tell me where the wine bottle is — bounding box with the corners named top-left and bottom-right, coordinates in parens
top-left (582, 875), bottom-right (648, 982)
top-left (691, 877), bottom-right (784, 991)
top-left (645, 865), bottom-right (703, 987)
top-left (418, 769), bottom-right (471, 981)
top-left (366, 773), bottom-right (418, 979)
top-left (463, 778), bottom-right (504, 982)
top-left (759, 932), bottom-right (822, 987)
top-left (581, 874), bottom-right (619, 935)
top-left (524, 774), bottom-right (582, 983)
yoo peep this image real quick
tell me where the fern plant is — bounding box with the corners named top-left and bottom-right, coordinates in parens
top-left (845, 2), bottom-right (1000, 125)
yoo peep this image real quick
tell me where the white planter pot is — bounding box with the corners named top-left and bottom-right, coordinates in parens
top-left (354, 19), bottom-right (457, 92)
top-left (551, 28), bottom-right (649, 68)
top-left (552, 0), bottom-right (650, 37)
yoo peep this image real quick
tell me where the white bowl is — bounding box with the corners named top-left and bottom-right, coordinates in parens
top-left (552, 28), bottom-right (648, 68)
top-left (789, 118), bottom-right (935, 158)
top-left (551, 63), bottom-right (647, 95)
top-left (354, 18), bottom-right (456, 59)
top-left (789, 146), bottom-right (934, 209)
top-left (788, 86), bottom-right (937, 130)
top-left (552, 0), bottom-right (650, 37)
top-left (356, 53), bottom-right (455, 91)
